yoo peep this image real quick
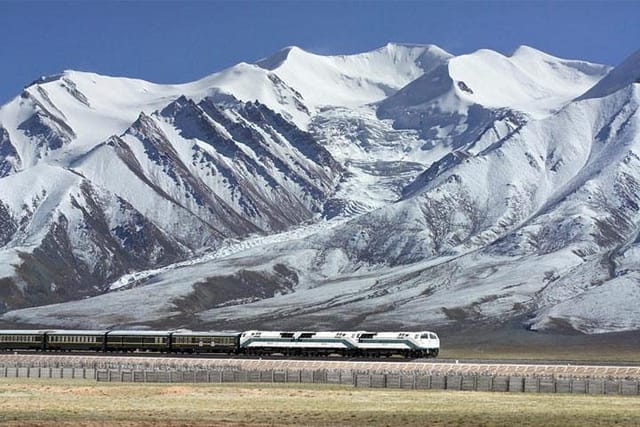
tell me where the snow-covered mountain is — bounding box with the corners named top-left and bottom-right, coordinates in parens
top-left (3, 43), bottom-right (640, 337)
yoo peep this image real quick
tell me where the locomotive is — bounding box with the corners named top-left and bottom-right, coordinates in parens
top-left (0, 329), bottom-right (440, 358)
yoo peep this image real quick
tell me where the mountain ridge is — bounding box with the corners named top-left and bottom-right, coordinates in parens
top-left (1, 44), bottom-right (639, 337)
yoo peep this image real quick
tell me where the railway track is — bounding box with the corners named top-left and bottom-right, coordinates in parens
top-left (3, 350), bottom-right (639, 366)
top-left (2, 352), bottom-right (640, 379)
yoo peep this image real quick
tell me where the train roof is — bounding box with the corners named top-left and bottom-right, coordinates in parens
top-left (171, 331), bottom-right (241, 337)
top-left (47, 330), bottom-right (109, 335)
top-left (106, 330), bottom-right (172, 336)
top-left (0, 329), bottom-right (49, 334)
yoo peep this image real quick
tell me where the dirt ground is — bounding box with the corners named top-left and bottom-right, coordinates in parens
top-left (1, 379), bottom-right (640, 426)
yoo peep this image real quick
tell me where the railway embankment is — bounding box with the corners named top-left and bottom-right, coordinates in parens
top-left (2, 354), bottom-right (640, 395)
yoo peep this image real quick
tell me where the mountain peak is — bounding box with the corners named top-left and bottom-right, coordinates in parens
top-left (510, 44), bottom-right (550, 58)
top-left (577, 49), bottom-right (640, 101)
top-left (256, 46), bottom-right (306, 70)
top-left (24, 73), bottom-right (65, 89)
top-left (380, 42), bottom-right (449, 53)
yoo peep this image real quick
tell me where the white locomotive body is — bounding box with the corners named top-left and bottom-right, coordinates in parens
top-left (240, 330), bottom-right (439, 358)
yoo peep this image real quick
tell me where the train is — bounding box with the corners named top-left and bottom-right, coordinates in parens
top-left (0, 329), bottom-right (440, 358)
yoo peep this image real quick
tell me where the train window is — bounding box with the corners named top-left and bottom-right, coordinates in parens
top-left (420, 334), bottom-right (429, 339)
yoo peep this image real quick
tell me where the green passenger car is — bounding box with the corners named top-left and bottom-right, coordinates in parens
top-left (0, 330), bottom-right (47, 351)
top-left (171, 331), bottom-right (241, 354)
top-left (46, 330), bottom-right (108, 352)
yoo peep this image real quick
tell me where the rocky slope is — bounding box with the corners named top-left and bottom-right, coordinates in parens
top-left (3, 44), bottom-right (640, 336)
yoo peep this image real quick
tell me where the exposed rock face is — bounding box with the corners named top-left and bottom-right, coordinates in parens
top-left (0, 66), bottom-right (344, 313)
top-left (4, 44), bottom-right (640, 337)
top-left (0, 128), bottom-right (20, 178)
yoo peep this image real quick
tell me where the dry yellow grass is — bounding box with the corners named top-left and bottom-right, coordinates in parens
top-left (1, 378), bottom-right (640, 426)
top-left (440, 345), bottom-right (640, 362)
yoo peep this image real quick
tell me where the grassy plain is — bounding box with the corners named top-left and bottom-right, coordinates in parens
top-left (437, 325), bottom-right (640, 363)
top-left (1, 378), bottom-right (640, 426)
top-left (439, 344), bottom-right (640, 362)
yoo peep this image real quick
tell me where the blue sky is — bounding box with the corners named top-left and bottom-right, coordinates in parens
top-left (1, 0), bottom-right (638, 104)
